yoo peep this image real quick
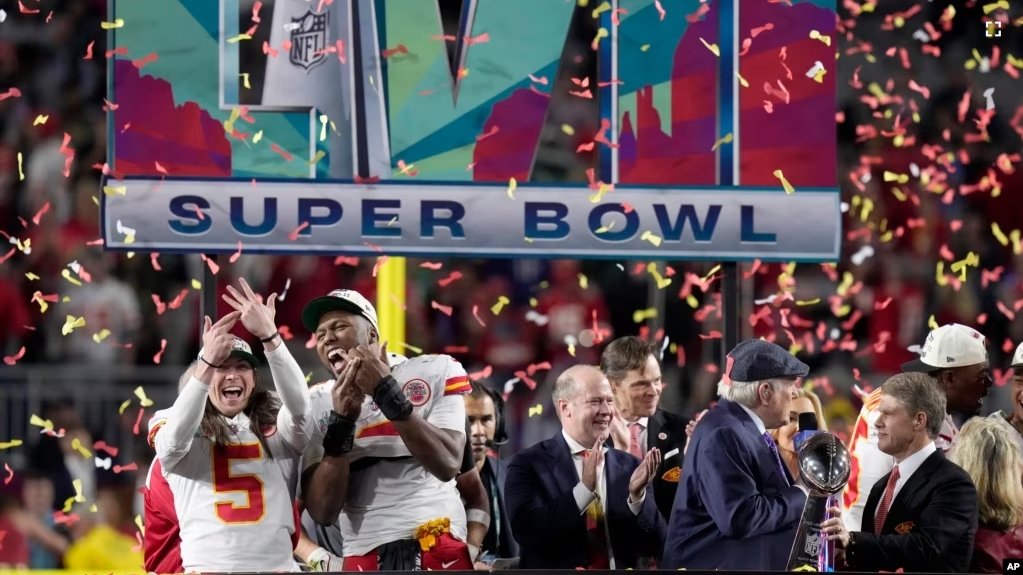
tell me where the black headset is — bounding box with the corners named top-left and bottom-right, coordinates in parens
top-left (478, 383), bottom-right (509, 447)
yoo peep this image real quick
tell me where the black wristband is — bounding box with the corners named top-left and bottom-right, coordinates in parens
top-left (373, 375), bottom-right (413, 421)
top-left (200, 356), bottom-right (220, 369)
top-left (260, 332), bottom-right (281, 343)
top-left (322, 412), bottom-right (357, 457)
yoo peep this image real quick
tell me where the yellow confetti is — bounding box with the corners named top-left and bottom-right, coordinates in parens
top-left (578, 273), bottom-right (589, 290)
top-left (134, 386), bottom-right (155, 407)
top-left (89, 503), bottom-right (98, 513)
top-left (685, 294), bottom-right (699, 308)
top-left (305, 372), bottom-right (313, 383)
top-left (795, 298), bottom-right (821, 306)
top-left (0, 440), bottom-right (24, 449)
top-left (1012, 230), bottom-right (1022, 255)
top-left (93, 329), bottom-right (112, 343)
top-left (72, 479), bottom-right (86, 502)
top-left (773, 169), bottom-right (795, 194)
top-left (592, 27), bottom-right (609, 47)
top-left (491, 296), bottom-right (511, 316)
top-left (136, 515), bottom-right (145, 537)
top-left (809, 30), bottom-right (831, 46)
top-left (62, 315), bottom-right (86, 336)
top-left (33, 115), bottom-right (49, 125)
top-left (25, 272), bottom-right (40, 281)
top-left (950, 252), bottom-right (979, 281)
top-left (983, 0), bottom-right (1009, 13)
top-left (561, 124), bottom-right (575, 136)
top-left (240, 73), bottom-right (251, 90)
top-left (567, 342), bottom-right (577, 357)
top-left (307, 150), bottom-right (327, 165)
top-left (30, 415), bottom-right (54, 433)
top-left (253, 130), bottom-right (264, 144)
top-left (992, 222), bottom-right (1010, 246)
top-left (103, 185), bottom-right (127, 196)
top-left (640, 44), bottom-right (650, 51)
top-left (319, 114), bottom-right (329, 141)
top-left (812, 68), bottom-right (826, 83)
top-left (633, 308), bottom-right (657, 323)
top-left (591, 1), bottom-right (611, 17)
top-left (646, 263), bottom-right (672, 289)
top-left (641, 230), bottom-right (662, 246)
top-left (224, 107), bottom-right (241, 135)
top-left (836, 272), bottom-right (855, 297)
top-left (528, 404), bottom-right (544, 417)
top-left (507, 177), bottom-right (517, 199)
top-left (699, 38), bottom-right (720, 57)
top-left (226, 34), bottom-right (252, 43)
top-left (399, 342), bottom-right (423, 355)
top-left (118, 399), bottom-right (132, 415)
top-left (191, 279), bottom-right (202, 289)
top-left (71, 437), bottom-right (92, 458)
top-left (737, 73), bottom-right (749, 88)
top-left (17, 152), bottom-right (24, 180)
top-left (100, 18), bottom-right (125, 29)
top-left (927, 315), bottom-right (939, 331)
top-left (61, 268), bottom-right (83, 287)
top-left (589, 182), bottom-right (612, 203)
top-left (595, 221), bottom-right (616, 234)
top-left (711, 133), bottom-right (733, 151)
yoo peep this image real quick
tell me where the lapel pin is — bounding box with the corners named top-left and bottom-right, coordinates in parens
top-left (658, 432), bottom-right (667, 440)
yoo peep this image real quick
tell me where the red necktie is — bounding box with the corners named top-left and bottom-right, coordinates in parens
top-left (874, 465), bottom-right (901, 533)
top-left (577, 450), bottom-right (610, 569)
top-left (629, 423), bottom-right (644, 458)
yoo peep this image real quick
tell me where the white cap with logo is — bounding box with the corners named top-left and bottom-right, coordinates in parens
top-left (901, 323), bottom-right (988, 373)
top-left (302, 289), bottom-right (380, 333)
top-left (1011, 341), bottom-right (1023, 371)
top-left (198, 336), bottom-right (260, 367)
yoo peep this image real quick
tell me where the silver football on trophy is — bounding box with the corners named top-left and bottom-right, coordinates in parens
top-left (797, 432), bottom-right (851, 495)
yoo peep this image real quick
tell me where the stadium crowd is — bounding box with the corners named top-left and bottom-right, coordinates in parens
top-left (1, 0), bottom-right (1023, 571)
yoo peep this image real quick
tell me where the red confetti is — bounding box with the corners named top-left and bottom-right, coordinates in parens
top-left (19, 1), bottom-right (40, 13)
top-left (132, 53), bottom-right (159, 69)
top-left (229, 241), bottom-right (244, 263)
top-left (288, 222), bottom-right (310, 241)
top-left (153, 339), bottom-right (167, 364)
top-left (431, 301), bottom-right (454, 316)
top-left (83, 41), bottom-right (95, 60)
top-left (132, 407), bottom-right (145, 435)
top-left (3, 347), bottom-right (26, 366)
top-left (93, 441), bottom-right (119, 457)
top-left (3, 463), bottom-right (13, 485)
top-left (438, 271), bottom-right (464, 287)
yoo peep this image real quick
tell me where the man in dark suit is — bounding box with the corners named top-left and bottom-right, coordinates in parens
top-left (601, 336), bottom-right (688, 521)
top-left (504, 365), bottom-right (666, 569)
top-left (662, 339), bottom-right (810, 570)
top-left (822, 372), bottom-right (979, 573)
top-left (464, 384), bottom-right (519, 562)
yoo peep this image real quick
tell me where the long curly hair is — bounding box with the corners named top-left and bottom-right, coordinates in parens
top-left (200, 368), bottom-right (280, 460)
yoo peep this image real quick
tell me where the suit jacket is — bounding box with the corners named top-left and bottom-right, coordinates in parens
top-left (850, 450), bottom-right (978, 573)
top-left (647, 409), bottom-right (687, 521)
top-left (504, 432), bottom-right (666, 569)
top-left (482, 455), bottom-right (519, 559)
top-left (662, 399), bottom-right (805, 570)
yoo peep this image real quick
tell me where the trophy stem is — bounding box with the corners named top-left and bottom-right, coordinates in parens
top-left (786, 492), bottom-right (832, 571)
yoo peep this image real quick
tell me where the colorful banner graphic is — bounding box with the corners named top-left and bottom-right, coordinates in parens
top-left (103, 0), bottom-right (839, 261)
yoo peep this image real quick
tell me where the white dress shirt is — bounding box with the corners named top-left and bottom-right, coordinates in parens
top-left (627, 417), bottom-right (650, 452)
top-left (563, 430), bottom-right (646, 569)
top-left (873, 441), bottom-right (936, 518)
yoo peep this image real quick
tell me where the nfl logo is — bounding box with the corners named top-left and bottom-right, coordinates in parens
top-left (289, 10), bottom-right (329, 71)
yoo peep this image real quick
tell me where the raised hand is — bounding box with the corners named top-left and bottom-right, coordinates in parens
top-left (349, 341), bottom-right (392, 395)
top-left (222, 278), bottom-right (278, 340)
top-left (331, 357), bottom-right (364, 418)
top-left (683, 409), bottom-right (708, 457)
top-left (609, 405), bottom-right (631, 452)
top-left (628, 447), bottom-right (662, 500)
top-left (581, 435), bottom-right (605, 493)
top-left (201, 312), bottom-right (242, 365)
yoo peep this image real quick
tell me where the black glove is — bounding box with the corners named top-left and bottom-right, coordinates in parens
top-left (373, 375), bottom-right (414, 421)
top-left (322, 412), bottom-right (356, 456)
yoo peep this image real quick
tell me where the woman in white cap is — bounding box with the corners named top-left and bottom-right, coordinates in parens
top-left (145, 279), bottom-right (313, 573)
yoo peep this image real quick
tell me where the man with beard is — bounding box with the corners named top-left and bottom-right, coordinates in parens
top-left (600, 336), bottom-right (688, 520)
top-left (300, 290), bottom-right (475, 570)
top-left (842, 323), bottom-right (992, 531)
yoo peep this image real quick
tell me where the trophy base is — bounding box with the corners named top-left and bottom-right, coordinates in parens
top-left (786, 493), bottom-right (834, 572)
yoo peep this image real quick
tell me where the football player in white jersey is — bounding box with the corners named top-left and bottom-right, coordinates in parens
top-left (147, 279), bottom-right (313, 573)
top-left (300, 289), bottom-right (476, 570)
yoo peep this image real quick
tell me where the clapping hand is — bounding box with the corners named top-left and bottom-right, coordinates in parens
top-left (609, 406), bottom-right (631, 452)
top-left (683, 409), bottom-right (708, 456)
top-left (580, 435), bottom-right (605, 493)
top-left (201, 312), bottom-right (242, 365)
top-left (222, 278), bottom-right (279, 340)
top-left (821, 506), bottom-right (851, 549)
top-left (628, 448), bottom-right (662, 501)
top-left (348, 341), bottom-right (393, 395)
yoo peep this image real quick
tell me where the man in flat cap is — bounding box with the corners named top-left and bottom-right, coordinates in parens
top-left (662, 340), bottom-right (810, 570)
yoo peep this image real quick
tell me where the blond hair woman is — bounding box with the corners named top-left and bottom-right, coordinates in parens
top-left (947, 417), bottom-right (1023, 573)
top-left (770, 388), bottom-right (827, 479)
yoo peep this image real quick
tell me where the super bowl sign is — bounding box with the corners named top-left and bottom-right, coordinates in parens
top-left (102, 0), bottom-right (840, 261)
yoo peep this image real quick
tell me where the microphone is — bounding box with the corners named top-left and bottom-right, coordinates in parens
top-left (793, 412), bottom-right (820, 453)
top-left (483, 438), bottom-right (507, 448)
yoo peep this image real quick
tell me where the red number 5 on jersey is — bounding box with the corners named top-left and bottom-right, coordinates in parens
top-left (212, 443), bottom-right (266, 524)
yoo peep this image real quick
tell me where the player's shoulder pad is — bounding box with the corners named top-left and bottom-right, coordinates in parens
top-left (398, 354), bottom-right (472, 397)
top-left (147, 409), bottom-right (171, 447)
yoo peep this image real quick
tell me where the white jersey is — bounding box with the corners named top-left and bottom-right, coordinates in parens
top-left (305, 354), bottom-right (472, 557)
top-left (147, 344), bottom-right (313, 573)
top-left (262, 0), bottom-right (389, 178)
top-left (840, 387), bottom-right (957, 531)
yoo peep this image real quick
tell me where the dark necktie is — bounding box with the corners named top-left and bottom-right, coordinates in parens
top-left (578, 450), bottom-right (610, 568)
top-left (763, 432), bottom-right (790, 484)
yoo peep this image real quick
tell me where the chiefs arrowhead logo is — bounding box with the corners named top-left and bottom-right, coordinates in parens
top-left (894, 521), bottom-right (914, 534)
top-left (661, 466), bottom-right (681, 482)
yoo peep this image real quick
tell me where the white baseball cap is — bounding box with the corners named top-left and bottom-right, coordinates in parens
top-left (1011, 341), bottom-right (1023, 371)
top-left (301, 289), bottom-right (379, 333)
top-left (198, 336), bottom-right (259, 367)
top-left (901, 324), bottom-right (988, 373)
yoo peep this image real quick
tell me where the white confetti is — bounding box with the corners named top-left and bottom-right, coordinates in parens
top-left (277, 278), bottom-right (292, 301)
top-left (754, 294), bottom-right (778, 305)
top-left (68, 260), bottom-right (82, 274)
top-left (912, 29), bottom-right (930, 42)
top-left (983, 87), bottom-right (995, 111)
top-left (805, 61), bottom-right (825, 78)
top-left (0, 9), bottom-right (7, 23)
top-left (115, 219), bottom-right (136, 236)
top-left (850, 245), bottom-right (875, 266)
top-left (526, 310), bottom-right (549, 326)
top-left (909, 162), bottom-right (920, 177)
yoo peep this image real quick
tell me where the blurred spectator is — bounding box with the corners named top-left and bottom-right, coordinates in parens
top-left (64, 490), bottom-right (143, 572)
top-left (21, 470), bottom-right (68, 569)
top-left (535, 259), bottom-right (610, 367)
top-left (0, 491), bottom-right (31, 569)
top-left (29, 404), bottom-right (97, 513)
top-left (948, 417), bottom-right (1023, 573)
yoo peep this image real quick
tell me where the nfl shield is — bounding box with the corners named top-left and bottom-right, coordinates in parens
top-left (290, 10), bottom-right (329, 70)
